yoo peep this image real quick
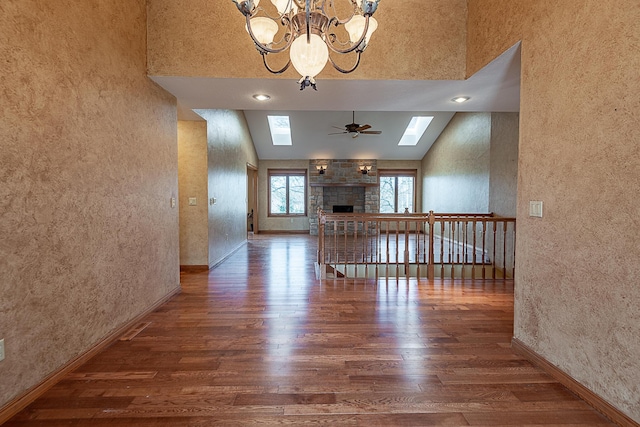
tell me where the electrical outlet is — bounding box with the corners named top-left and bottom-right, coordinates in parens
top-left (0, 338), bottom-right (5, 362)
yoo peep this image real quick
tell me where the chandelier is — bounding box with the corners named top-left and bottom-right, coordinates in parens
top-left (232, 0), bottom-right (381, 90)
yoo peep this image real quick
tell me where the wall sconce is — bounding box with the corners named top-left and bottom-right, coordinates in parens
top-left (316, 165), bottom-right (327, 175)
top-left (359, 165), bottom-right (372, 175)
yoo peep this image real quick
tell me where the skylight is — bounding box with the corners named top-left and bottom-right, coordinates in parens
top-left (267, 115), bottom-right (292, 146)
top-left (398, 116), bottom-right (433, 146)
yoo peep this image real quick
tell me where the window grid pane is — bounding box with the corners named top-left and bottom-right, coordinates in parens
top-left (270, 176), bottom-right (287, 214)
top-left (379, 176), bottom-right (396, 213)
top-left (288, 176), bottom-right (305, 214)
top-left (397, 176), bottom-right (414, 213)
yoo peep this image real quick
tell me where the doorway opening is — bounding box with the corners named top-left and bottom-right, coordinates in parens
top-left (247, 163), bottom-right (258, 236)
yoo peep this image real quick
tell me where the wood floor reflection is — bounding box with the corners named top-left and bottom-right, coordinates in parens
top-left (6, 235), bottom-right (614, 426)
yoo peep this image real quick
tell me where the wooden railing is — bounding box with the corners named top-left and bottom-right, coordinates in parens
top-left (316, 210), bottom-right (516, 280)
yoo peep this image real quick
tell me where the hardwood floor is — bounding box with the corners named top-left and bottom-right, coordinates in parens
top-left (5, 235), bottom-right (614, 426)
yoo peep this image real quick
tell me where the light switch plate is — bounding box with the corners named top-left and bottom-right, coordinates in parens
top-left (529, 200), bottom-right (543, 218)
top-left (188, 197), bottom-right (197, 206)
top-left (0, 338), bottom-right (5, 362)
top-left (170, 197), bottom-right (176, 208)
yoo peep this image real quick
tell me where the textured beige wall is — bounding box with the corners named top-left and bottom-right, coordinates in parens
top-left (178, 121), bottom-right (209, 265)
top-left (489, 113), bottom-right (519, 217)
top-left (466, 0), bottom-right (533, 76)
top-left (421, 113), bottom-right (491, 213)
top-left (196, 110), bottom-right (259, 266)
top-left (0, 0), bottom-right (179, 408)
top-left (259, 160), bottom-right (311, 232)
top-left (147, 0), bottom-right (467, 80)
top-left (469, 0), bottom-right (640, 421)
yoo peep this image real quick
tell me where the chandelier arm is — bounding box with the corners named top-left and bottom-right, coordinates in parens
top-left (292, 0), bottom-right (307, 9)
top-left (327, 50), bottom-right (362, 74)
top-left (261, 52), bottom-right (292, 74)
top-left (325, 0), bottom-right (359, 26)
top-left (325, 15), bottom-right (369, 55)
top-left (305, 0), bottom-right (311, 43)
top-left (232, 0), bottom-right (254, 16)
top-left (245, 14), bottom-right (294, 54)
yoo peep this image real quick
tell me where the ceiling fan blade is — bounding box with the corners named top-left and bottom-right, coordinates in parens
top-left (328, 131), bottom-right (348, 135)
top-left (331, 126), bottom-right (345, 130)
top-left (360, 130), bottom-right (382, 135)
top-left (356, 124), bottom-right (371, 132)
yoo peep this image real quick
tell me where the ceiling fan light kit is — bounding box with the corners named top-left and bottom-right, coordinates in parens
top-left (232, 0), bottom-right (381, 90)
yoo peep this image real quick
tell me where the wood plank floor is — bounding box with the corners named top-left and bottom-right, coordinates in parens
top-left (5, 235), bottom-right (614, 426)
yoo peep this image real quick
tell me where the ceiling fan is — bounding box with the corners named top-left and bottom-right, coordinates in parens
top-left (329, 111), bottom-right (382, 138)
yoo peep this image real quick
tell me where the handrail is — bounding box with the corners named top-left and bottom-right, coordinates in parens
top-left (317, 209), bottom-right (515, 280)
top-left (321, 211), bottom-right (494, 219)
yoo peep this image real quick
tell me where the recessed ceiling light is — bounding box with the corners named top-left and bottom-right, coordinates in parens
top-left (253, 94), bottom-right (271, 101)
top-left (452, 96), bottom-right (470, 103)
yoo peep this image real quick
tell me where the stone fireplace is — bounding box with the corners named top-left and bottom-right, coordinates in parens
top-left (308, 159), bottom-right (379, 235)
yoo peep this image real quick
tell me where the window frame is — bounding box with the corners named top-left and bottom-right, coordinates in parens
top-left (379, 169), bottom-right (417, 214)
top-left (267, 169), bottom-right (308, 217)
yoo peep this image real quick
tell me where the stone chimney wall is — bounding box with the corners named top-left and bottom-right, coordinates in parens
top-left (308, 160), bottom-right (379, 235)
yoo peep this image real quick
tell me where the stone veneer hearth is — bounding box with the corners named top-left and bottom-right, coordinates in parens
top-left (308, 159), bottom-right (379, 235)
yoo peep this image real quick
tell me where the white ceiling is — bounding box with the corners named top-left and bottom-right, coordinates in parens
top-left (240, 110), bottom-right (456, 160)
top-left (152, 43), bottom-right (521, 160)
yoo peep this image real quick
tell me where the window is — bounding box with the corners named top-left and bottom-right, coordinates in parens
top-left (398, 116), bottom-right (433, 146)
top-left (379, 170), bottom-right (416, 213)
top-left (267, 115), bottom-right (293, 146)
top-left (268, 169), bottom-right (307, 216)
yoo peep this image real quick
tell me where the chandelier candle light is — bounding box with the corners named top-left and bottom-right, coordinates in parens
top-left (232, 0), bottom-right (381, 90)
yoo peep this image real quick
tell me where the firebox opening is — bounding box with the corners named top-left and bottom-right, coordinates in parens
top-left (333, 205), bottom-right (354, 213)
